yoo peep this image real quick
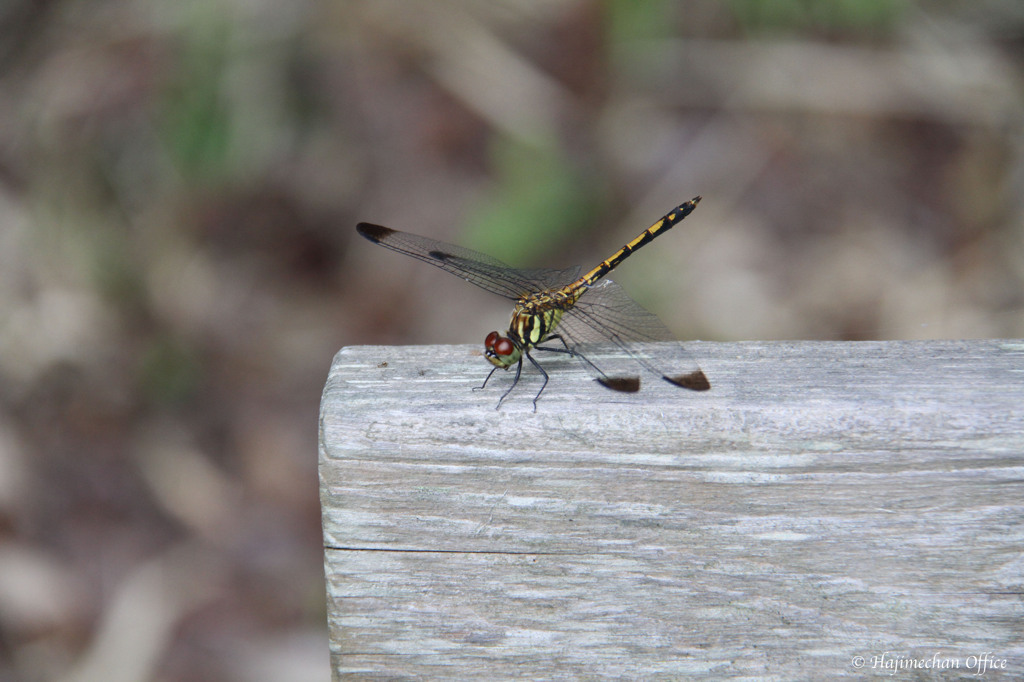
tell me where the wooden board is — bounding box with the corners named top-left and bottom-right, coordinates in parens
top-left (319, 340), bottom-right (1024, 679)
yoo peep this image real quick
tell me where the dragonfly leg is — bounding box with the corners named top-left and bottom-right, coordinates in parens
top-left (475, 365), bottom-right (500, 391)
top-left (495, 357), bottom-right (524, 409)
top-left (536, 334), bottom-right (575, 356)
top-left (523, 351), bottom-right (549, 412)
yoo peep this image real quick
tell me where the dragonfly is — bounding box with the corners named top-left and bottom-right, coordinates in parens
top-left (356, 196), bottom-right (710, 409)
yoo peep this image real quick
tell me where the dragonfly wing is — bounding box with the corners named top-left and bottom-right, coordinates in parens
top-left (435, 255), bottom-right (581, 297)
top-left (357, 223), bottom-right (580, 299)
top-left (556, 279), bottom-right (710, 391)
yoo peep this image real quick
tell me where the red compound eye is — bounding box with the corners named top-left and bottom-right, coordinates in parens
top-left (485, 331), bottom-right (500, 350)
top-left (494, 338), bottom-right (515, 356)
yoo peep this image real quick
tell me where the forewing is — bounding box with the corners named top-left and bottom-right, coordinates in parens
top-left (357, 223), bottom-right (580, 299)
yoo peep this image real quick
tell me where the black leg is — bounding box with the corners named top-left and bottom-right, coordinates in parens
top-left (495, 358), bottom-right (524, 409)
top-left (524, 352), bottom-right (549, 412)
top-left (475, 365), bottom-right (500, 391)
top-left (535, 334), bottom-right (575, 356)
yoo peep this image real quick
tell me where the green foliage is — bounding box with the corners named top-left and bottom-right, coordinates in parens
top-left (159, 13), bottom-right (234, 184)
top-left (604, 0), bottom-right (677, 45)
top-left (464, 138), bottom-right (603, 266)
top-left (729, 0), bottom-right (908, 36)
top-left (138, 335), bottom-right (200, 407)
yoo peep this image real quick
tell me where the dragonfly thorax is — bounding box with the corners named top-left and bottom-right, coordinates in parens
top-left (484, 293), bottom-right (569, 369)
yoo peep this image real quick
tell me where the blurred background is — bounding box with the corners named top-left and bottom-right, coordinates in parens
top-left (1, 1), bottom-right (1022, 680)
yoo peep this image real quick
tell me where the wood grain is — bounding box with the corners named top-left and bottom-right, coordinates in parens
top-left (320, 340), bottom-right (1024, 679)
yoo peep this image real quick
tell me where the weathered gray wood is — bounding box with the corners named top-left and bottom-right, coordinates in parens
top-left (319, 340), bottom-right (1024, 680)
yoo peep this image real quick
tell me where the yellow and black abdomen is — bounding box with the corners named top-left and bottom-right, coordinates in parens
top-left (581, 197), bottom-right (701, 286)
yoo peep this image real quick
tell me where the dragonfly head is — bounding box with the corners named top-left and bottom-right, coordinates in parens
top-left (484, 331), bottom-right (520, 369)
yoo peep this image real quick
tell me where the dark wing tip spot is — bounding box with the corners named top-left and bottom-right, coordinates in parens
top-left (665, 370), bottom-right (711, 391)
top-left (428, 249), bottom-right (452, 262)
top-left (356, 223), bottom-right (394, 243)
top-left (598, 376), bottom-right (641, 392)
